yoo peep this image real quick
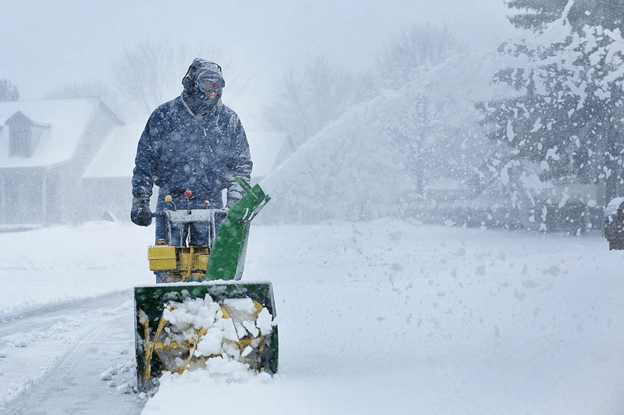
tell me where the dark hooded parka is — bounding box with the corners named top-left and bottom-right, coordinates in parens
top-left (131, 59), bottom-right (252, 246)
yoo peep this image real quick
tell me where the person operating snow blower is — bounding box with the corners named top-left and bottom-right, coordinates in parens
top-left (131, 59), bottom-right (253, 282)
top-left (129, 60), bottom-right (277, 390)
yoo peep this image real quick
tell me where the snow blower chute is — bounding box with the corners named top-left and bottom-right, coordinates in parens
top-left (133, 178), bottom-right (277, 390)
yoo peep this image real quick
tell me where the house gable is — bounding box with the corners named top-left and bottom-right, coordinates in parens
top-left (0, 97), bottom-right (124, 226)
top-left (5, 111), bottom-right (50, 158)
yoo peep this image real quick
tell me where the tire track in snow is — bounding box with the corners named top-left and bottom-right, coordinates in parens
top-left (0, 291), bottom-right (145, 414)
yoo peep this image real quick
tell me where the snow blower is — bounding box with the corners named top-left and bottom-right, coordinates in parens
top-left (133, 178), bottom-right (277, 390)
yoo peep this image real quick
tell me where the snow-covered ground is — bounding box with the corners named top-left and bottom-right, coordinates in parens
top-left (1, 220), bottom-right (624, 414)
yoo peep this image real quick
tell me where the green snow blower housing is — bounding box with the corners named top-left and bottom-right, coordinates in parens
top-left (134, 178), bottom-right (277, 390)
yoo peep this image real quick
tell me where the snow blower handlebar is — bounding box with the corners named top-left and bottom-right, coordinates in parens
top-left (149, 178), bottom-right (270, 281)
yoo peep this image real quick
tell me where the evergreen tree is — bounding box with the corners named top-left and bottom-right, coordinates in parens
top-left (507, 0), bottom-right (624, 30)
top-left (479, 0), bottom-right (624, 207)
top-left (506, 0), bottom-right (568, 30)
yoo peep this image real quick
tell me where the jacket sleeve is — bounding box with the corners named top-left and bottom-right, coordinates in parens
top-left (132, 113), bottom-right (161, 199)
top-left (224, 116), bottom-right (253, 192)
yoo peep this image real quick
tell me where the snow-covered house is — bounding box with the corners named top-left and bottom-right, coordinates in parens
top-left (82, 123), bottom-right (143, 222)
top-left (0, 98), bottom-right (123, 228)
top-left (0, 98), bottom-right (284, 228)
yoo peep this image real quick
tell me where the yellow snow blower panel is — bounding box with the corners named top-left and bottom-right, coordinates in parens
top-left (178, 247), bottom-right (210, 271)
top-left (147, 245), bottom-right (176, 271)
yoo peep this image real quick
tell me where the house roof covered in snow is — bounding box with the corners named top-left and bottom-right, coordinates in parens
top-left (0, 97), bottom-right (112, 169)
top-left (83, 123), bottom-right (143, 179)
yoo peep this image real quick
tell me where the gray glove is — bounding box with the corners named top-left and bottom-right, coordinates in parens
top-left (226, 181), bottom-right (245, 208)
top-left (131, 196), bottom-right (152, 226)
top-left (226, 189), bottom-right (243, 208)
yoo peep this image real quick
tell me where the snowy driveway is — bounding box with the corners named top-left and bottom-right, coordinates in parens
top-left (1, 220), bottom-right (623, 414)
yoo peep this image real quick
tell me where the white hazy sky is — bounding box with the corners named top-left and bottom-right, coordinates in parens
top-left (0, 0), bottom-right (518, 103)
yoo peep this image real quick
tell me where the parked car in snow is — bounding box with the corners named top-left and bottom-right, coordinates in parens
top-left (604, 197), bottom-right (624, 249)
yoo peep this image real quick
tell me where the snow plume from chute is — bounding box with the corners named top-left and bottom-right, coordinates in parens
top-left (260, 51), bottom-right (516, 224)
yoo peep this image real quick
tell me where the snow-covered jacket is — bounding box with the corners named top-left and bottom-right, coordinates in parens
top-left (132, 95), bottom-right (252, 207)
top-left (132, 95), bottom-right (252, 245)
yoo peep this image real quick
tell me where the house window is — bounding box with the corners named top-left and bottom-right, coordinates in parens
top-left (9, 124), bottom-right (33, 158)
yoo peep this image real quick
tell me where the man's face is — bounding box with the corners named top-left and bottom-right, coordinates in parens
top-left (197, 78), bottom-right (223, 100)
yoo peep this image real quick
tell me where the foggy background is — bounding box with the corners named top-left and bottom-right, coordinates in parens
top-left (1, 0), bottom-right (624, 234)
top-left (2, 3), bottom-right (624, 413)
top-left (0, 0), bottom-right (515, 124)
